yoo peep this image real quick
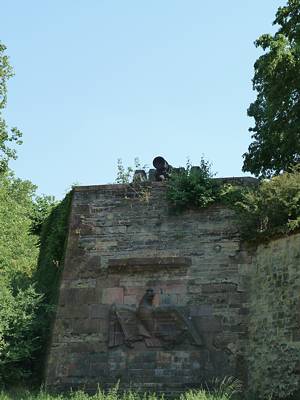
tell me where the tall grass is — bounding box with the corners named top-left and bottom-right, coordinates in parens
top-left (0, 378), bottom-right (242, 400)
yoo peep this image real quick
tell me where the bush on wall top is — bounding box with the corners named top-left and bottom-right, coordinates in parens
top-left (166, 160), bottom-right (300, 243)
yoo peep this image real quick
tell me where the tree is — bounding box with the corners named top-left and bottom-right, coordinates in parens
top-left (0, 171), bottom-right (39, 285)
top-left (243, 0), bottom-right (300, 178)
top-left (0, 42), bottom-right (22, 173)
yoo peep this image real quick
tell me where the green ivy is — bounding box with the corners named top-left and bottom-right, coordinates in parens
top-left (32, 191), bottom-right (73, 383)
top-left (247, 237), bottom-right (300, 399)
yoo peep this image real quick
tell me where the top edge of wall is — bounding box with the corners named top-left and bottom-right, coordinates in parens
top-left (73, 176), bottom-right (258, 192)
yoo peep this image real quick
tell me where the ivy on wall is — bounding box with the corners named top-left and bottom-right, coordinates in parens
top-left (32, 191), bottom-right (73, 381)
top-left (247, 235), bottom-right (300, 399)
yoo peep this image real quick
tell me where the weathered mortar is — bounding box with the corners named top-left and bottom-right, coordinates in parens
top-left (45, 182), bottom-right (253, 394)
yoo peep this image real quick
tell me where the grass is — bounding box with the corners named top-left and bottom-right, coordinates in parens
top-left (0, 378), bottom-right (242, 400)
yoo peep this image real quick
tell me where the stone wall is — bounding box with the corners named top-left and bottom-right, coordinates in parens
top-left (45, 182), bottom-right (253, 394)
top-left (247, 233), bottom-right (300, 399)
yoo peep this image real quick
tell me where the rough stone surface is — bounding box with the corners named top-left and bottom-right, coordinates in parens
top-left (45, 182), bottom-right (253, 394)
top-left (247, 233), bottom-right (300, 398)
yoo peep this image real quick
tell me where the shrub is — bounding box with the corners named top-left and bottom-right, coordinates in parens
top-left (166, 159), bottom-right (220, 213)
top-left (0, 171), bottom-right (39, 285)
top-left (0, 278), bottom-right (43, 386)
top-left (222, 166), bottom-right (300, 242)
top-left (167, 160), bottom-right (300, 242)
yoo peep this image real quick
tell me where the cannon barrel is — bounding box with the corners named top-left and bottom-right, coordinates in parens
top-left (153, 156), bottom-right (169, 171)
top-left (152, 156), bottom-right (172, 181)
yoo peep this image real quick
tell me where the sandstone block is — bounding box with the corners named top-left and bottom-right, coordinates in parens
top-left (102, 287), bottom-right (124, 304)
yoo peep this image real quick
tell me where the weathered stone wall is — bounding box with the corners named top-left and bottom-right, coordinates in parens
top-left (247, 233), bottom-right (300, 399)
top-left (45, 182), bottom-right (253, 394)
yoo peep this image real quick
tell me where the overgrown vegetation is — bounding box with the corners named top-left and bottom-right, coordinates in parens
top-left (35, 192), bottom-right (72, 306)
top-left (0, 184), bottom-right (72, 387)
top-left (0, 42), bottom-right (22, 173)
top-left (0, 280), bottom-right (43, 386)
top-left (0, 378), bottom-right (241, 400)
top-left (247, 235), bottom-right (300, 399)
top-left (2, 0), bottom-right (300, 396)
top-left (166, 159), bottom-right (220, 213)
top-left (0, 172), bottom-right (42, 386)
top-left (166, 160), bottom-right (300, 243)
top-left (115, 158), bottom-right (151, 202)
top-left (0, 40), bottom-right (73, 388)
top-left (32, 192), bottom-right (72, 382)
top-left (115, 158), bottom-right (147, 184)
top-left (223, 166), bottom-right (300, 242)
top-left (243, 0), bottom-right (300, 178)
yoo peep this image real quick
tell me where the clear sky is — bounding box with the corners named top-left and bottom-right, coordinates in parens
top-left (2, 0), bottom-right (284, 199)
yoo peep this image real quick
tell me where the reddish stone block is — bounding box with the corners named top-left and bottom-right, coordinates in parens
top-left (124, 295), bottom-right (136, 305)
top-left (102, 287), bottom-right (124, 304)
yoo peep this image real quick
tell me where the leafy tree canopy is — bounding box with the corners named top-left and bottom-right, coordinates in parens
top-left (0, 171), bottom-right (38, 285)
top-left (243, 0), bottom-right (300, 178)
top-left (0, 42), bottom-right (22, 173)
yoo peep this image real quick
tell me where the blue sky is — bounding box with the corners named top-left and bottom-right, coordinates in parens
top-left (2, 1), bottom-right (283, 198)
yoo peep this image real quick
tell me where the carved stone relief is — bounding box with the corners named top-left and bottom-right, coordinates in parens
top-left (109, 288), bottom-right (203, 349)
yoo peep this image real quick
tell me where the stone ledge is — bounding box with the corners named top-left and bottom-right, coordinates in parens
top-left (73, 182), bottom-right (164, 192)
top-left (107, 257), bottom-right (192, 272)
top-left (72, 177), bottom-right (257, 192)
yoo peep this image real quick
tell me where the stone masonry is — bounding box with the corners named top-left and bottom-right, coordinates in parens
top-left (45, 181), bottom-right (254, 394)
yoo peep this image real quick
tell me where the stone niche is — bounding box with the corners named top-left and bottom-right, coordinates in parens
top-left (45, 182), bottom-right (252, 395)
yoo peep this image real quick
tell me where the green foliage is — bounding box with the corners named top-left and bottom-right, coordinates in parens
top-left (247, 236), bottom-right (300, 399)
top-left (0, 171), bottom-right (45, 386)
top-left (168, 159), bottom-right (300, 242)
top-left (0, 42), bottom-right (71, 387)
top-left (0, 42), bottom-right (22, 173)
top-left (181, 377), bottom-right (241, 400)
top-left (224, 167), bottom-right (300, 241)
top-left (0, 383), bottom-right (240, 400)
top-left (0, 170), bottom-right (71, 387)
top-left (166, 159), bottom-right (220, 213)
top-left (0, 279), bottom-right (43, 386)
top-left (35, 191), bottom-right (72, 305)
top-left (32, 192), bottom-right (72, 381)
top-left (0, 171), bottom-right (39, 284)
top-left (115, 158), bottom-right (147, 184)
top-left (249, 342), bottom-right (300, 399)
top-left (30, 195), bottom-right (57, 237)
top-left (243, 0), bottom-right (300, 177)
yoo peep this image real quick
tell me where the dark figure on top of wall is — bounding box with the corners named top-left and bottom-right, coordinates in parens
top-left (108, 288), bottom-right (203, 349)
top-left (153, 156), bottom-right (172, 181)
